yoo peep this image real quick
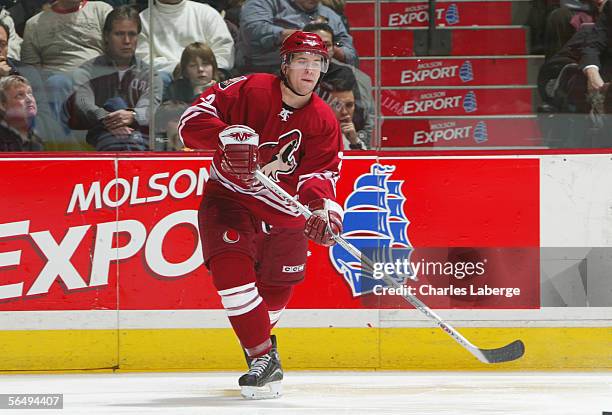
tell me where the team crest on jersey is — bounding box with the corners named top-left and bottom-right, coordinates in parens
top-left (218, 76), bottom-right (247, 90)
top-left (259, 129), bottom-right (302, 182)
top-left (278, 107), bottom-right (293, 122)
top-left (329, 163), bottom-right (414, 297)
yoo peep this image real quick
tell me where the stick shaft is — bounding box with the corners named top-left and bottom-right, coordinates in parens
top-left (254, 170), bottom-right (490, 362)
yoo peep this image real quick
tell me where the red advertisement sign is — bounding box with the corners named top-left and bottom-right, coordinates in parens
top-left (345, 1), bottom-right (514, 28)
top-left (380, 88), bottom-right (534, 117)
top-left (353, 28), bottom-right (527, 57)
top-left (360, 58), bottom-right (530, 87)
top-left (299, 158), bottom-right (540, 309)
top-left (0, 157), bottom-right (215, 311)
top-left (0, 156), bottom-right (539, 311)
top-left (380, 118), bottom-right (542, 147)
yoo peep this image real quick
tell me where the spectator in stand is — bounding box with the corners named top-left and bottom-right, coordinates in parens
top-left (528, 0), bottom-right (558, 54)
top-left (0, 19), bottom-right (62, 141)
top-left (199, 0), bottom-right (228, 12)
top-left (304, 22), bottom-right (372, 147)
top-left (154, 100), bottom-right (188, 150)
top-left (223, 0), bottom-right (244, 29)
top-left (100, 0), bottom-right (133, 6)
top-left (320, 0), bottom-right (349, 32)
top-left (536, 2), bottom-right (612, 147)
top-left (21, 0), bottom-right (112, 77)
top-left (0, 20), bottom-right (43, 101)
top-left (0, 7), bottom-right (22, 59)
top-left (580, 1), bottom-right (612, 93)
top-left (136, 0), bottom-right (234, 86)
top-left (237, 0), bottom-right (357, 74)
top-left (20, 0), bottom-right (112, 133)
top-left (186, 0), bottom-right (243, 26)
top-left (5, 0), bottom-right (51, 38)
top-left (544, 0), bottom-right (604, 59)
top-left (198, 0), bottom-right (245, 47)
top-left (164, 42), bottom-right (219, 104)
top-left (0, 75), bottom-right (43, 151)
top-left (67, 5), bottom-right (162, 151)
top-left (319, 70), bottom-right (367, 150)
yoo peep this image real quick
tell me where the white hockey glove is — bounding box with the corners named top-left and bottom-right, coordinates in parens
top-left (304, 198), bottom-right (344, 246)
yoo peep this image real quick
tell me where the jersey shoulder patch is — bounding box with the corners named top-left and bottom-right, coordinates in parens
top-left (217, 76), bottom-right (248, 90)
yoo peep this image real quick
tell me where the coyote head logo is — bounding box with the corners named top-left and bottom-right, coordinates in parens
top-left (259, 129), bottom-right (302, 182)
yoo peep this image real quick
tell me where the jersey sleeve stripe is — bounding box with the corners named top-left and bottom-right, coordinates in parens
top-left (296, 171), bottom-right (339, 196)
top-left (211, 165), bottom-right (301, 217)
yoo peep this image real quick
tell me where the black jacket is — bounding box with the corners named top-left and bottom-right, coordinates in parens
top-left (0, 119), bottom-right (43, 151)
top-left (580, 2), bottom-right (612, 71)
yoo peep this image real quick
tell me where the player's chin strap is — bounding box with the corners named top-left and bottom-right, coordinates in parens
top-left (254, 169), bottom-right (526, 365)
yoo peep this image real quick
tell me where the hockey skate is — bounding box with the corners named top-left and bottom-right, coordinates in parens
top-left (239, 335), bottom-right (283, 399)
top-left (242, 335), bottom-right (278, 367)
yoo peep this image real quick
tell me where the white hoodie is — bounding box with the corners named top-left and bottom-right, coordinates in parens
top-left (136, 0), bottom-right (234, 74)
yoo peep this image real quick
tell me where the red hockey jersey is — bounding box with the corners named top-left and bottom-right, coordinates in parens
top-left (179, 73), bottom-right (343, 228)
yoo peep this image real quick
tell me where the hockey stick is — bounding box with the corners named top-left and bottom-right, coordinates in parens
top-left (254, 170), bottom-right (525, 364)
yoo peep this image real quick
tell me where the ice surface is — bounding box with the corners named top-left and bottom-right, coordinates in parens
top-left (0, 371), bottom-right (610, 414)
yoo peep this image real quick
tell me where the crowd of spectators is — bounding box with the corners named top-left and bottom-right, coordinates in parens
top-left (0, 0), bottom-right (371, 152)
top-left (5, 0), bottom-right (612, 152)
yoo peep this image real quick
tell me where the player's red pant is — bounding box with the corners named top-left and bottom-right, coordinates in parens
top-left (199, 194), bottom-right (308, 357)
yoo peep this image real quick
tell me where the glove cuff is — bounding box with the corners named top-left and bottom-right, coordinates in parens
top-left (219, 125), bottom-right (259, 147)
top-left (307, 198), bottom-right (344, 220)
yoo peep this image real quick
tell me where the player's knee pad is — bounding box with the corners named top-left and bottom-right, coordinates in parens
top-left (258, 282), bottom-right (293, 311)
top-left (258, 283), bottom-right (293, 327)
top-left (210, 252), bottom-right (264, 318)
top-left (209, 252), bottom-right (256, 291)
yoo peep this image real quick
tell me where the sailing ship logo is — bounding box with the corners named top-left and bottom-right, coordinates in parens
top-left (330, 163), bottom-right (414, 297)
top-left (445, 4), bottom-right (460, 25)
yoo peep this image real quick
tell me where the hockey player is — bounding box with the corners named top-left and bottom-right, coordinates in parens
top-left (178, 31), bottom-right (344, 399)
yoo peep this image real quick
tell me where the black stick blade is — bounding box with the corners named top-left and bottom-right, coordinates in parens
top-left (479, 340), bottom-right (525, 363)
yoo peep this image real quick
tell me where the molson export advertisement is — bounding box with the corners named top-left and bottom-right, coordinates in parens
top-left (380, 118), bottom-right (541, 147)
top-left (352, 27), bottom-right (526, 57)
top-left (380, 88), bottom-right (533, 116)
top-left (361, 58), bottom-right (530, 87)
top-left (345, 2), bottom-right (514, 28)
top-left (0, 157), bottom-right (214, 311)
top-left (0, 155), bottom-right (539, 312)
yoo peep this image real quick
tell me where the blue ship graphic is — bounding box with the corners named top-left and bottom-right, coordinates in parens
top-left (463, 91), bottom-right (477, 113)
top-left (445, 4), bottom-right (460, 25)
top-left (474, 121), bottom-right (489, 143)
top-left (329, 163), bottom-right (413, 297)
top-left (459, 61), bottom-right (474, 83)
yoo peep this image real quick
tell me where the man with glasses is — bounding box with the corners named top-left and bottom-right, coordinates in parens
top-left (320, 67), bottom-right (367, 150)
top-left (179, 31), bottom-right (343, 400)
